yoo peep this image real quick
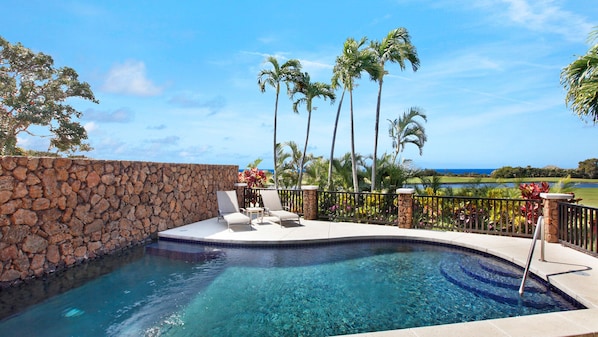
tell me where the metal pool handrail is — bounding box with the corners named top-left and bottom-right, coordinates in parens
top-left (519, 216), bottom-right (544, 296)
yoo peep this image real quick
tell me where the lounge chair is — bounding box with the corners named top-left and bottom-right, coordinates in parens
top-left (260, 189), bottom-right (301, 227)
top-left (216, 190), bottom-right (252, 230)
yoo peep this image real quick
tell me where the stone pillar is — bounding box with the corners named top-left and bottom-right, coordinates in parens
top-left (302, 185), bottom-right (318, 220)
top-left (234, 183), bottom-right (247, 208)
top-left (540, 193), bottom-right (572, 243)
top-left (397, 188), bottom-right (415, 228)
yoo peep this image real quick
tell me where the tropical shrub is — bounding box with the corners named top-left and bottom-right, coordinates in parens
top-left (238, 167), bottom-right (267, 188)
top-left (519, 182), bottom-right (549, 228)
top-left (239, 167), bottom-right (268, 206)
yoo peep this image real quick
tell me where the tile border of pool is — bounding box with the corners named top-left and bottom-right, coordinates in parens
top-left (159, 218), bottom-right (598, 337)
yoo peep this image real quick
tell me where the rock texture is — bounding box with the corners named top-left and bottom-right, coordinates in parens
top-left (0, 156), bottom-right (237, 286)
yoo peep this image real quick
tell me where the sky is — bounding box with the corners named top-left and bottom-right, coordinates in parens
top-left (3, 0), bottom-right (597, 170)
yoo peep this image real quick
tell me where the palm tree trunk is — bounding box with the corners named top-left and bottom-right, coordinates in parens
top-left (327, 89), bottom-right (345, 190)
top-left (349, 90), bottom-right (358, 193)
top-left (371, 79), bottom-right (383, 192)
top-left (298, 109), bottom-right (312, 189)
top-left (273, 89), bottom-right (280, 189)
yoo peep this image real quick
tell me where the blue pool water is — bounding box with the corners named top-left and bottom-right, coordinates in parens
top-left (0, 240), bottom-right (583, 336)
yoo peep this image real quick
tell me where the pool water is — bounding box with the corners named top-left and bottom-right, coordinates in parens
top-left (0, 240), bottom-right (583, 337)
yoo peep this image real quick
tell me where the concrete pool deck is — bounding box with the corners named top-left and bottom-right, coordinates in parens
top-left (159, 217), bottom-right (598, 337)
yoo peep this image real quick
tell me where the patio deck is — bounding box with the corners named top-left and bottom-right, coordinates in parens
top-left (159, 217), bottom-right (598, 337)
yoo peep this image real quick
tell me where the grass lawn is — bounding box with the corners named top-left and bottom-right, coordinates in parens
top-left (408, 176), bottom-right (598, 208)
top-left (408, 176), bottom-right (598, 184)
top-left (571, 188), bottom-right (598, 208)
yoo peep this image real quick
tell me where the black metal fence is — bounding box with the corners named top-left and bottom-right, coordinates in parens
top-left (242, 188), bottom-right (598, 256)
top-left (413, 195), bottom-right (541, 238)
top-left (244, 188), bottom-right (543, 237)
top-left (243, 188), bottom-right (304, 215)
top-left (558, 202), bottom-right (598, 256)
top-left (317, 191), bottom-right (398, 225)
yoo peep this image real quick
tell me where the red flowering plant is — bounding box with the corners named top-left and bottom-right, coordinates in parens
top-left (519, 182), bottom-right (550, 227)
top-left (238, 167), bottom-right (267, 188)
top-left (238, 167), bottom-right (267, 206)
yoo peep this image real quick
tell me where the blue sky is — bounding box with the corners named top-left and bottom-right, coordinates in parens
top-left (3, 0), bottom-right (597, 170)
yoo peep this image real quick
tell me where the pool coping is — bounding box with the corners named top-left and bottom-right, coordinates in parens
top-left (159, 218), bottom-right (598, 337)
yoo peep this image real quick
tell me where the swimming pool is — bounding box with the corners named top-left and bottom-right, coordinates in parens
top-left (0, 240), bottom-right (583, 337)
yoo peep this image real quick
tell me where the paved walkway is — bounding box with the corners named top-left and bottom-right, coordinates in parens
top-left (159, 217), bottom-right (598, 337)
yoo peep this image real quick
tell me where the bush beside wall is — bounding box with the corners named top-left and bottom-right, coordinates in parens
top-left (0, 156), bottom-right (237, 287)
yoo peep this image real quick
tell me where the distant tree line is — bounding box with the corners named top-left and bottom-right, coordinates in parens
top-left (490, 159), bottom-right (598, 179)
top-left (416, 159), bottom-right (598, 179)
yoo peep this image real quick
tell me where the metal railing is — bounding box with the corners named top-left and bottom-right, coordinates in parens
top-left (243, 188), bottom-right (545, 236)
top-left (413, 195), bottom-right (541, 237)
top-left (519, 216), bottom-right (544, 295)
top-left (243, 188), bottom-right (304, 215)
top-left (317, 191), bottom-right (398, 225)
top-left (558, 202), bottom-right (598, 256)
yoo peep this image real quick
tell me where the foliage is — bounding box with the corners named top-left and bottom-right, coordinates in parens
top-left (369, 27), bottom-right (420, 191)
top-left (365, 153), bottom-right (414, 192)
top-left (329, 152), bottom-right (355, 191)
top-left (552, 175), bottom-right (576, 193)
top-left (519, 182), bottom-right (550, 226)
top-left (388, 107), bottom-right (427, 164)
top-left (491, 165), bottom-right (582, 179)
top-left (0, 36), bottom-right (98, 155)
top-left (333, 36), bottom-right (382, 192)
top-left (290, 72), bottom-right (335, 188)
top-left (329, 152), bottom-right (368, 191)
top-left (302, 156), bottom-right (329, 189)
top-left (276, 141), bottom-right (310, 188)
top-left (258, 56), bottom-right (302, 188)
top-left (519, 181), bottom-right (550, 200)
top-left (560, 27), bottom-right (598, 124)
top-left (577, 158), bottom-right (598, 179)
top-left (326, 89), bottom-right (345, 190)
top-left (238, 159), bottom-right (268, 188)
top-left (318, 191), bottom-right (397, 225)
top-left (415, 174), bottom-right (444, 196)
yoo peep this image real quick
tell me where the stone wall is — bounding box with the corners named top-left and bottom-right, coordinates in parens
top-left (0, 156), bottom-right (237, 286)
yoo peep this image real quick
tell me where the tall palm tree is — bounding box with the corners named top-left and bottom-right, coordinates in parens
top-left (291, 72), bottom-right (335, 188)
top-left (303, 156), bottom-right (328, 189)
top-left (331, 152), bottom-right (364, 191)
top-left (388, 107), bottom-right (427, 164)
top-left (369, 28), bottom-right (420, 191)
top-left (258, 56), bottom-right (302, 188)
top-left (326, 86), bottom-right (345, 190)
top-left (332, 37), bottom-right (382, 192)
top-left (561, 27), bottom-right (598, 124)
top-left (365, 152), bottom-right (412, 192)
top-left (277, 141), bottom-right (302, 188)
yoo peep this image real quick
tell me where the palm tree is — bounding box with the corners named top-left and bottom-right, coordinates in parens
top-left (561, 27), bottom-right (598, 124)
top-left (258, 56), bottom-right (302, 188)
top-left (331, 152), bottom-right (363, 191)
top-left (277, 141), bottom-right (302, 188)
top-left (291, 72), bottom-right (335, 188)
top-left (365, 152), bottom-right (412, 192)
top-left (332, 37), bottom-right (382, 192)
top-left (303, 156), bottom-right (328, 189)
top-left (326, 86), bottom-right (345, 190)
top-left (369, 28), bottom-right (420, 191)
top-left (388, 107), bottom-right (427, 164)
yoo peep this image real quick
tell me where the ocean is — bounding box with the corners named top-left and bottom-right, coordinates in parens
top-left (433, 168), bottom-right (495, 175)
top-left (242, 168), bottom-right (496, 176)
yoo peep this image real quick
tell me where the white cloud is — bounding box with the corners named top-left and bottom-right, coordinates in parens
top-left (84, 122), bottom-right (98, 133)
top-left (102, 60), bottom-right (163, 96)
top-left (498, 0), bottom-right (594, 42)
top-left (84, 108), bottom-right (134, 123)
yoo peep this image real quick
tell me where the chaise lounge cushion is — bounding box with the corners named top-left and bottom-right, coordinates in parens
top-left (259, 189), bottom-right (301, 226)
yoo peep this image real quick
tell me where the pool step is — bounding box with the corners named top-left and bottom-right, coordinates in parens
top-left (440, 255), bottom-right (559, 309)
top-left (146, 241), bottom-right (225, 262)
